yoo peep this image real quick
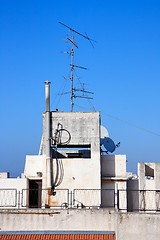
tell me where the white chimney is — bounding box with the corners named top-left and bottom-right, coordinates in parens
top-left (45, 81), bottom-right (51, 188)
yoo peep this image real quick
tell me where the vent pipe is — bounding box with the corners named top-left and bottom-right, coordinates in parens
top-left (45, 80), bottom-right (50, 112)
top-left (45, 81), bottom-right (51, 188)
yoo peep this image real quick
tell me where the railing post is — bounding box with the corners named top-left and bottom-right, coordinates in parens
top-left (117, 190), bottom-right (119, 210)
top-left (115, 182), bottom-right (118, 211)
top-left (68, 189), bottom-right (71, 208)
top-left (17, 191), bottom-right (20, 209)
top-left (69, 191), bottom-right (73, 208)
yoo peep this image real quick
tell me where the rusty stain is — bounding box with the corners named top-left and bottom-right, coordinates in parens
top-left (47, 188), bottom-right (59, 207)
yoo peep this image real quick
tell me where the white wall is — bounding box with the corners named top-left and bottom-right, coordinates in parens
top-left (117, 212), bottom-right (160, 240)
top-left (101, 155), bottom-right (126, 178)
top-left (1, 210), bottom-right (160, 240)
top-left (24, 155), bottom-right (46, 179)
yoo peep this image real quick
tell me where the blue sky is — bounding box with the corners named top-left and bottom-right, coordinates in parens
top-left (0, 0), bottom-right (160, 176)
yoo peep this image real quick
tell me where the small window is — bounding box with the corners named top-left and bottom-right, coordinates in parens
top-left (145, 164), bottom-right (154, 179)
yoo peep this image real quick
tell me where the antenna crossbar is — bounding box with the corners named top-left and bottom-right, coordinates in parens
top-left (59, 21), bottom-right (96, 43)
top-left (74, 88), bottom-right (94, 94)
top-left (70, 64), bottom-right (87, 70)
top-left (75, 96), bottom-right (93, 99)
top-left (67, 38), bottom-right (79, 48)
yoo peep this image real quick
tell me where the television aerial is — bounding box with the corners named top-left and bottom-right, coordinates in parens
top-left (59, 22), bottom-right (96, 112)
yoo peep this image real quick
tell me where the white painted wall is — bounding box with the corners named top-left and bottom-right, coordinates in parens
top-left (0, 210), bottom-right (160, 240)
top-left (101, 155), bottom-right (126, 177)
top-left (24, 155), bottom-right (46, 179)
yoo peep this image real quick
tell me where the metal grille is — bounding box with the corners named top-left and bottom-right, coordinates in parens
top-left (0, 189), bottom-right (17, 207)
top-left (118, 190), bottom-right (160, 212)
top-left (73, 189), bottom-right (101, 208)
top-left (73, 189), bottom-right (114, 208)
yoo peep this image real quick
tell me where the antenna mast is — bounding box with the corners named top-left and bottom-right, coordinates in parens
top-left (70, 29), bottom-right (75, 112)
top-left (59, 22), bottom-right (95, 112)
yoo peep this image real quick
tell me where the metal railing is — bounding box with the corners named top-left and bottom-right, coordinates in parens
top-left (1, 188), bottom-right (160, 212)
top-left (0, 188), bottom-right (115, 209)
top-left (73, 189), bottom-right (115, 208)
top-left (0, 189), bottom-right (17, 207)
top-left (118, 190), bottom-right (160, 212)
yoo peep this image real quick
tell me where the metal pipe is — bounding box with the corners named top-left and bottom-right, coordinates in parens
top-left (45, 80), bottom-right (50, 112)
top-left (45, 81), bottom-right (51, 188)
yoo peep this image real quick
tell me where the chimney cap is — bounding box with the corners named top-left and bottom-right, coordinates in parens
top-left (45, 80), bottom-right (51, 85)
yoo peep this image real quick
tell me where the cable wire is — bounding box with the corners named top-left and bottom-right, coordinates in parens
top-left (102, 111), bottom-right (160, 137)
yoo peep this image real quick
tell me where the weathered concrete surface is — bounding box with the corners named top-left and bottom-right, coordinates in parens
top-left (117, 212), bottom-right (160, 240)
top-left (1, 209), bottom-right (160, 240)
top-left (0, 209), bottom-right (115, 232)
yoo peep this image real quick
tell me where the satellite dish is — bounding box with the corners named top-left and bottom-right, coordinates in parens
top-left (102, 137), bottom-right (116, 153)
top-left (101, 125), bottom-right (109, 138)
